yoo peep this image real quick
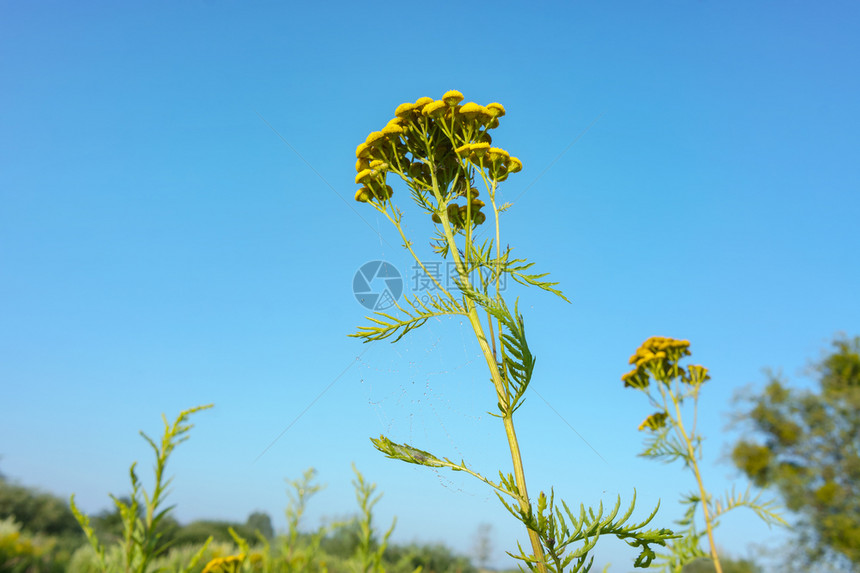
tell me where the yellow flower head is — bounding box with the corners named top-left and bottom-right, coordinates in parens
top-left (413, 96), bottom-right (433, 113)
top-left (422, 99), bottom-right (448, 118)
top-left (395, 102), bottom-right (416, 118)
top-left (456, 142), bottom-right (490, 160)
top-left (355, 158), bottom-right (370, 172)
top-left (486, 102), bottom-right (506, 118)
top-left (487, 147), bottom-right (510, 163)
top-left (685, 364), bottom-right (711, 386)
top-left (473, 210), bottom-right (487, 225)
top-left (355, 187), bottom-right (373, 203)
top-left (459, 102), bottom-right (490, 120)
top-left (382, 123), bottom-right (404, 135)
top-left (442, 90), bottom-right (464, 106)
top-left (355, 168), bottom-right (376, 185)
top-left (508, 156), bottom-right (523, 173)
top-left (365, 131), bottom-right (386, 147)
top-left (356, 142), bottom-right (372, 159)
top-left (369, 159), bottom-right (388, 169)
top-left (622, 368), bottom-right (650, 390)
top-left (638, 412), bottom-right (668, 432)
top-left (202, 554), bottom-right (245, 573)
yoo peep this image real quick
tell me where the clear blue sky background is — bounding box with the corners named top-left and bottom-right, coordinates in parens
top-left (2, 1), bottom-right (859, 570)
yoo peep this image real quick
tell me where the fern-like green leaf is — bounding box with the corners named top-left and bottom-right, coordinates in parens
top-left (351, 293), bottom-right (466, 343)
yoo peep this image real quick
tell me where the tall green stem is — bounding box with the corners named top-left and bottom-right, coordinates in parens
top-left (670, 394), bottom-right (722, 573)
top-left (435, 204), bottom-right (548, 573)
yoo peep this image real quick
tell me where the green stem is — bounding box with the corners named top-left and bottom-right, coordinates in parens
top-left (431, 187), bottom-right (547, 573)
top-left (669, 388), bottom-right (722, 573)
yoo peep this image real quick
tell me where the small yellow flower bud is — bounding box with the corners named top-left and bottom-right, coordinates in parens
top-left (374, 185), bottom-right (393, 201)
top-left (447, 203), bottom-right (461, 224)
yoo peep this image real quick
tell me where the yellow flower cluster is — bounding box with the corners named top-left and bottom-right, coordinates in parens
top-left (202, 554), bottom-right (246, 573)
top-left (638, 411), bottom-right (668, 431)
top-left (621, 336), bottom-right (692, 390)
top-left (353, 90), bottom-right (522, 228)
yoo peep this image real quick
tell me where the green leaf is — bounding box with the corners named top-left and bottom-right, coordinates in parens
top-left (351, 292), bottom-right (466, 343)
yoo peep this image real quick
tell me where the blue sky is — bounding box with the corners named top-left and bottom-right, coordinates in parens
top-left (2, 1), bottom-right (859, 570)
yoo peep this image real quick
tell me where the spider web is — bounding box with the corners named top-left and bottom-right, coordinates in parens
top-left (352, 211), bottom-right (503, 498)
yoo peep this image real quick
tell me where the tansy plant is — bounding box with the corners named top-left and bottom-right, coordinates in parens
top-left (622, 337), bottom-right (785, 573)
top-left (350, 91), bottom-right (676, 573)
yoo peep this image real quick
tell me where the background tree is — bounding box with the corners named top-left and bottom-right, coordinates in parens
top-left (471, 522), bottom-right (493, 570)
top-left (0, 480), bottom-right (81, 537)
top-left (732, 335), bottom-right (860, 571)
top-left (245, 511), bottom-right (274, 540)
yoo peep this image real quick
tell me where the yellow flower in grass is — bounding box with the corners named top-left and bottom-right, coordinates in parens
top-left (638, 411), bottom-right (668, 431)
top-left (422, 99), bottom-right (448, 118)
top-left (202, 554), bottom-right (245, 573)
top-left (486, 102), bottom-right (506, 118)
top-left (442, 90), bottom-right (464, 106)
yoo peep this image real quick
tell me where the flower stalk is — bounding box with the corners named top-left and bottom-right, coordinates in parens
top-left (353, 91), bottom-right (675, 572)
